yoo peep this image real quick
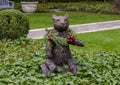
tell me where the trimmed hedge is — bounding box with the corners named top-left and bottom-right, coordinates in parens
top-left (14, 0), bottom-right (112, 3)
top-left (0, 10), bottom-right (29, 39)
top-left (46, 2), bottom-right (120, 14)
top-left (13, 0), bottom-right (47, 3)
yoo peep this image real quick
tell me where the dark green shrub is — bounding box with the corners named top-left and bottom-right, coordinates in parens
top-left (36, 3), bottom-right (49, 12)
top-left (13, 1), bottom-right (120, 14)
top-left (46, 2), bottom-right (120, 14)
top-left (0, 10), bottom-right (29, 39)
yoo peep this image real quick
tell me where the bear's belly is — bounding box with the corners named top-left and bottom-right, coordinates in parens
top-left (52, 46), bottom-right (72, 65)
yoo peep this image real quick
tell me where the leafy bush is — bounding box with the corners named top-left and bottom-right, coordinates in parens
top-left (36, 3), bottom-right (49, 12)
top-left (46, 2), bottom-right (120, 14)
top-left (0, 10), bottom-right (29, 39)
top-left (0, 38), bottom-right (120, 85)
top-left (13, 0), bottom-right (112, 3)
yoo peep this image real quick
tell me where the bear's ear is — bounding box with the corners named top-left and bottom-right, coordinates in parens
top-left (52, 14), bottom-right (57, 19)
top-left (64, 14), bottom-right (69, 18)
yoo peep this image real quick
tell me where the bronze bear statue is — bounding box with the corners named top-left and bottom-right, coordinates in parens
top-left (40, 14), bottom-right (84, 76)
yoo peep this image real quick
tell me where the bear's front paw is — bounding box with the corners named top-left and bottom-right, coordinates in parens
top-left (67, 35), bottom-right (75, 43)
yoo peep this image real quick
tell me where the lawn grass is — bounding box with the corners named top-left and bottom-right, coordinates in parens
top-left (71, 28), bottom-right (120, 54)
top-left (27, 12), bottom-right (120, 29)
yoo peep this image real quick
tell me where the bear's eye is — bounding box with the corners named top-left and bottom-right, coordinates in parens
top-left (56, 19), bottom-right (60, 21)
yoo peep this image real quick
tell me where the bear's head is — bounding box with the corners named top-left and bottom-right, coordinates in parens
top-left (52, 14), bottom-right (69, 32)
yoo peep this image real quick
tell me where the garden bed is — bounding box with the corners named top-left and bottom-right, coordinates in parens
top-left (0, 29), bottom-right (120, 84)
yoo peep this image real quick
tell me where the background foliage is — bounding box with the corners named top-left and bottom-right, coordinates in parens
top-left (13, 0), bottom-right (113, 3)
top-left (14, 1), bottom-right (120, 14)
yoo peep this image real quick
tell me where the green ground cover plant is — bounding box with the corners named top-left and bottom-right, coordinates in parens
top-left (27, 12), bottom-right (120, 29)
top-left (0, 29), bottom-right (120, 84)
